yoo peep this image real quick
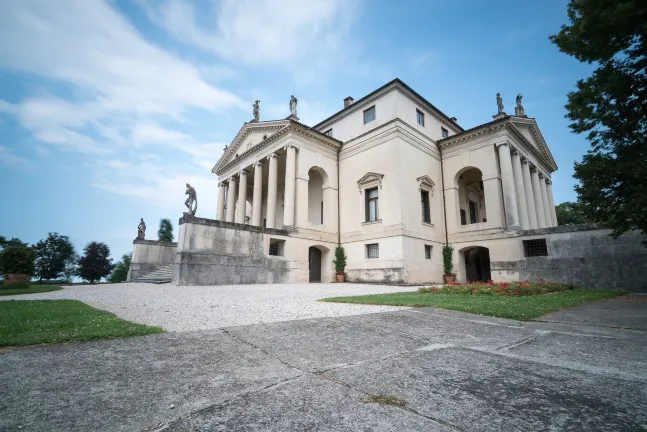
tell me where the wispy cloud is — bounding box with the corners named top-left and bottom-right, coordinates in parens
top-left (0, 145), bottom-right (28, 166)
top-left (504, 23), bottom-right (543, 44)
top-left (410, 52), bottom-right (435, 70)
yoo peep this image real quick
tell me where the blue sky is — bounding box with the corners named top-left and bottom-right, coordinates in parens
top-left (0, 0), bottom-right (592, 261)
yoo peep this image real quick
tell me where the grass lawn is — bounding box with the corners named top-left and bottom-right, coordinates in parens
top-left (322, 289), bottom-right (627, 321)
top-left (0, 300), bottom-right (163, 347)
top-left (0, 285), bottom-right (64, 296)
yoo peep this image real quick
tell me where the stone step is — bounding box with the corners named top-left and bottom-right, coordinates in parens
top-left (130, 264), bottom-right (173, 284)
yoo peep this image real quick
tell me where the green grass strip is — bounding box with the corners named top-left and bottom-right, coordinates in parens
top-left (0, 285), bottom-right (64, 296)
top-left (322, 289), bottom-right (626, 321)
top-left (0, 300), bottom-right (164, 347)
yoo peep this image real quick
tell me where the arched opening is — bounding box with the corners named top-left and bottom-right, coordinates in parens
top-left (456, 168), bottom-right (487, 226)
top-left (308, 167), bottom-right (328, 224)
top-left (462, 247), bottom-right (491, 282)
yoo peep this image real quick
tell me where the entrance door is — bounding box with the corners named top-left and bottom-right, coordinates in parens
top-left (308, 247), bottom-right (321, 282)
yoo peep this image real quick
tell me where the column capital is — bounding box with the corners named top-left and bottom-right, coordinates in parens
top-left (496, 141), bottom-right (511, 148)
top-left (239, 168), bottom-right (249, 176)
top-left (228, 176), bottom-right (238, 183)
top-left (283, 143), bottom-right (299, 152)
top-left (520, 157), bottom-right (529, 164)
top-left (218, 181), bottom-right (227, 187)
top-left (266, 152), bottom-right (279, 161)
top-left (254, 160), bottom-right (265, 168)
top-left (538, 172), bottom-right (546, 179)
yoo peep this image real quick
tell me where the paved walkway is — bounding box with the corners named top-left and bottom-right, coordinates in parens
top-left (1, 292), bottom-right (646, 431)
top-left (0, 283), bottom-right (420, 331)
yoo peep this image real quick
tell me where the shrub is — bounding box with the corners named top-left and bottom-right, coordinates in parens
top-left (442, 245), bottom-right (454, 275)
top-left (158, 219), bottom-right (174, 243)
top-left (0, 245), bottom-right (37, 276)
top-left (418, 280), bottom-right (578, 297)
top-left (333, 246), bottom-right (347, 274)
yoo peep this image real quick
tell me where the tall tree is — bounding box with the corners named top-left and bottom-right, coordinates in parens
top-left (158, 219), bottom-right (174, 243)
top-left (77, 242), bottom-right (114, 283)
top-left (555, 202), bottom-right (591, 226)
top-left (550, 0), bottom-right (647, 244)
top-left (33, 232), bottom-right (76, 281)
top-left (108, 254), bottom-right (131, 283)
top-left (0, 236), bottom-right (29, 249)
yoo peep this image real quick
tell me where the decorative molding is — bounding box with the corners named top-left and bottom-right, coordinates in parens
top-left (416, 175), bottom-right (435, 196)
top-left (213, 122), bottom-right (287, 173)
top-left (357, 172), bottom-right (384, 193)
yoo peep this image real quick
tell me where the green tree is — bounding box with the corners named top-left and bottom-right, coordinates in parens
top-left (555, 202), bottom-right (592, 226)
top-left (108, 254), bottom-right (131, 283)
top-left (333, 246), bottom-right (347, 274)
top-left (0, 245), bottom-right (36, 276)
top-left (0, 236), bottom-right (29, 249)
top-left (77, 242), bottom-right (114, 283)
top-left (33, 232), bottom-right (76, 281)
top-left (550, 0), bottom-right (647, 244)
top-left (62, 255), bottom-right (78, 283)
top-left (158, 219), bottom-right (174, 243)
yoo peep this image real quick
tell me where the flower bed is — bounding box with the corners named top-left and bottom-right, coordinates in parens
top-left (418, 280), bottom-right (578, 296)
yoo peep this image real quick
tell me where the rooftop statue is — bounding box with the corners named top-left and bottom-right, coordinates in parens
top-left (137, 218), bottom-right (146, 240)
top-left (289, 95), bottom-right (298, 117)
top-left (496, 93), bottom-right (504, 114)
top-left (185, 183), bottom-right (198, 216)
top-left (515, 93), bottom-right (525, 116)
top-left (253, 100), bottom-right (260, 121)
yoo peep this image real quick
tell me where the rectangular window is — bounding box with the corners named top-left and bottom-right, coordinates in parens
top-left (324, 129), bottom-right (333, 137)
top-left (320, 201), bottom-right (324, 224)
top-left (424, 245), bottom-right (432, 259)
top-left (469, 200), bottom-right (477, 224)
top-left (365, 187), bottom-right (379, 222)
top-left (269, 239), bottom-right (285, 256)
top-left (366, 243), bottom-right (379, 259)
top-left (523, 239), bottom-right (548, 257)
top-left (416, 109), bottom-right (425, 126)
top-left (460, 209), bottom-right (467, 226)
top-left (364, 106), bottom-right (376, 124)
top-left (441, 127), bottom-right (449, 138)
top-left (421, 190), bottom-right (431, 223)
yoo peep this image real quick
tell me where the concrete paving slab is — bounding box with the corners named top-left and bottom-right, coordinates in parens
top-left (537, 295), bottom-right (647, 330)
top-left (324, 346), bottom-right (647, 431)
top-left (0, 331), bottom-right (300, 432)
top-left (164, 374), bottom-right (452, 432)
top-left (222, 317), bottom-right (426, 372)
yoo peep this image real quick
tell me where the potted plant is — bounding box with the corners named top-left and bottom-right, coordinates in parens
top-left (0, 245), bottom-right (36, 288)
top-left (333, 246), bottom-right (347, 283)
top-left (442, 244), bottom-right (455, 284)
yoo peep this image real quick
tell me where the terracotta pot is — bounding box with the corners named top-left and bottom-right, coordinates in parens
top-left (5, 274), bottom-right (31, 286)
top-left (443, 274), bottom-right (455, 284)
top-left (336, 273), bottom-right (345, 283)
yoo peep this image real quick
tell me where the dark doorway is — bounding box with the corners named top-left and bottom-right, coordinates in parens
top-left (464, 247), bottom-right (491, 282)
top-left (468, 200), bottom-right (477, 224)
top-left (309, 247), bottom-right (322, 282)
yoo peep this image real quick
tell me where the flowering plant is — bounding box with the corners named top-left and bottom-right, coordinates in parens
top-left (418, 280), bottom-right (578, 296)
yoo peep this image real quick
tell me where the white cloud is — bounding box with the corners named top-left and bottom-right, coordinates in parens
top-left (0, 145), bottom-right (28, 166)
top-left (410, 52), bottom-right (435, 70)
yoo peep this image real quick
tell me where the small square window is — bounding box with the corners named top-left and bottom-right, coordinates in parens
top-left (364, 106), bottom-right (376, 124)
top-left (424, 245), bottom-right (432, 259)
top-left (441, 127), bottom-right (449, 138)
top-left (523, 239), bottom-right (548, 257)
top-left (366, 243), bottom-right (379, 259)
top-left (269, 239), bottom-right (285, 256)
top-left (416, 109), bottom-right (425, 126)
top-left (324, 129), bottom-right (333, 137)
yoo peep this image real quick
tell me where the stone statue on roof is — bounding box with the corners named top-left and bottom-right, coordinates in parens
top-left (496, 93), bottom-right (504, 114)
top-left (515, 93), bottom-right (525, 116)
top-left (252, 100), bottom-right (260, 121)
top-left (289, 95), bottom-right (297, 117)
top-left (185, 183), bottom-right (198, 216)
top-left (137, 218), bottom-right (146, 240)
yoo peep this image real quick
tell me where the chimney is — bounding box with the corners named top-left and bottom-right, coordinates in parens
top-left (343, 96), bottom-right (354, 108)
top-left (450, 117), bottom-right (457, 123)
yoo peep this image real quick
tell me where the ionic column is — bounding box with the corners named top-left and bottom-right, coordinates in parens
top-left (511, 150), bottom-right (530, 229)
top-left (251, 161), bottom-right (264, 226)
top-left (216, 182), bottom-right (227, 220)
top-left (521, 159), bottom-right (538, 229)
top-left (546, 180), bottom-right (558, 226)
top-left (530, 168), bottom-right (547, 228)
top-left (225, 177), bottom-right (237, 222)
top-left (266, 153), bottom-right (279, 229)
top-left (539, 174), bottom-right (552, 228)
top-left (282, 144), bottom-right (297, 227)
top-left (236, 170), bottom-right (248, 224)
top-left (497, 142), bottom-right (520, 228)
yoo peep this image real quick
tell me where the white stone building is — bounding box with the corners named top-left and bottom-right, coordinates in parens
top-left (199, 78), bottom-right (559, 284)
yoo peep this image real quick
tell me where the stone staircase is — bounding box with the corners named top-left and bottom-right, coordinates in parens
top-left (130, 264), bottom-right (173, 284)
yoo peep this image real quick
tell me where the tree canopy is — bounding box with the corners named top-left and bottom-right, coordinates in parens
top-left (77, 242), bottom-right (114, 283)
top-left (550, 0), bottom-right (647, 244)
top-left (108, 254), bottom-right (131, 283)
top-left (158, 219), bottom-right (174, 243)
top-left (555, 202), bottom-right (591, 226)
top-left (33, 232), bottom-right (76, 280)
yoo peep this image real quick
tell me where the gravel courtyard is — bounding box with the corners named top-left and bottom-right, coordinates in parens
top-left (0, 283), bottom-right (420, 331)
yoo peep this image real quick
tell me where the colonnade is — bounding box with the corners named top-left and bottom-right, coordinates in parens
top-left (497, 142), bottom-right (558, 230)
top-left (216, 145), bottom-right (298, 229)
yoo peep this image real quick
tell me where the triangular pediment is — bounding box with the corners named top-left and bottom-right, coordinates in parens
top-left (212, 120), bottom-right (289, 172)
top-left (509, 118), bottom-right (558, 171)
top-left (357, 172), bottom-right (384, 191)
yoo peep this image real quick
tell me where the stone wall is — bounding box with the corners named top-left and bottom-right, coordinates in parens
top-left (127, 239), bottom-right (177, 280)
top-left (174, 215), bottom-right (292, 286)
top-left (492, 225), bottom-right (647, 292)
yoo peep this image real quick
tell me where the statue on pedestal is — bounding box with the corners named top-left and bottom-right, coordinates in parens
top-left (289, 95), bottom-right (298, 118)
top-left (496, 93), bottom-right (504, 114)
top-left (185, 183), bottom-right (198, 216)
top-left (252, 100), bottom-right (260, 121)
top-left (137, 218), bottom-right (146, 240)
top-left (515, 93), bottom-right (525, 116)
